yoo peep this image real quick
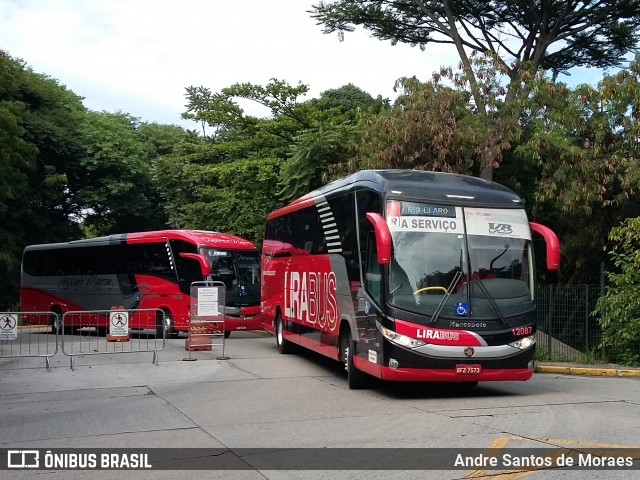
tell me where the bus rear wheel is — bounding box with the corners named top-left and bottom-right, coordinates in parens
top-left (276, 314), bottom-right (293, 354)
top-left (49, 307), bottom-right (62, 335)
top-left (341, 329), bottom-right (369, 390)
top-left (156, 310), bottom-right (178, 339)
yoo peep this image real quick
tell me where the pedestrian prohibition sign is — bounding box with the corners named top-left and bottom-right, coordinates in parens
top-left (0, 314), bottom-right (18, 340)
top-left (108, 309), bottom-right (130, 342)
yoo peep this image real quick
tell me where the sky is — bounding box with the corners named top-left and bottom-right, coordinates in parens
top-left (1, 0), bottom-right (605, 130)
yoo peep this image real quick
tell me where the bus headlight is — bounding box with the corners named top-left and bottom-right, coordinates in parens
top-left (377, 322), bottom-right (426, 349)
top-left (509, 335), bottom-right (536, 350)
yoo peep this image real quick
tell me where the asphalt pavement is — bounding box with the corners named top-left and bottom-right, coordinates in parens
top-left (1, 329), bottom-right (639, 480)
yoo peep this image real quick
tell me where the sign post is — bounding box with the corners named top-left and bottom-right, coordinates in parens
top-left (184, 281), bottom-right (228, 361)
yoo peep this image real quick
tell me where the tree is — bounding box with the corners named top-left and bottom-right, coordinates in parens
top-left (279, 84), bottom-right (383, 200)
top-left (76, 112), bottom-right (182, 235)
top-left (514, 56), bottom-right (640, 283)
top-left (177, 158), bottom-right (282, 244)
top-left (308, 83), bottom-right (388, 115)
top-left (160, 80), bottom-right (306, 240)
top-left (351, 55), bottom-right (523, 176)
top-left (311, 0), bottom-right (640, 179)
top-left (0, 50), bottom-right (86, 307)
top-left (167, 80), bottom-right (381, 238)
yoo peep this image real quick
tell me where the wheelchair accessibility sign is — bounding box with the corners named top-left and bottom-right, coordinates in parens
top-left (455, 302), bottom-right (469, 317)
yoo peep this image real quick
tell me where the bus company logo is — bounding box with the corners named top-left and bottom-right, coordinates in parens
top-left (416, 328), bottom-right (460, 341)
top-left (464, 347), bottom-right (475, 357)
top-left (488, 223), bottom-right (513, 235)
top-left (284, 271), bottom-right (338, 331)
top-left (57, 274), bottom-right (113, 292)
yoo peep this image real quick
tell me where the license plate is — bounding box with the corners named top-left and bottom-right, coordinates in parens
top-left (456, 364), bottom-right (481, 375)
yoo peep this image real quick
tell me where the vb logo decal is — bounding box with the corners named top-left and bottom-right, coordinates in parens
top-left (488, 223), bottom-right (513, 235)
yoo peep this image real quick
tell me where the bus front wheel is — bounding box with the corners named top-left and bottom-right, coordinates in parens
top-left (276, 314), bottom-right (293, 354)
top-left (341, 329), bottom-right (369, 390)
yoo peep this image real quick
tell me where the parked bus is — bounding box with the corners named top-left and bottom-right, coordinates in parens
top-left (261, 170), bottom-right (560, 388)
top-left (20, 230), bottom-right (262, 337)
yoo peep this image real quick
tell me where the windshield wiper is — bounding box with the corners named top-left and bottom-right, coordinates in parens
top-left (429, 270), bottom-right (463, 325)
top-left (470, 279), bottom-right (510, 328)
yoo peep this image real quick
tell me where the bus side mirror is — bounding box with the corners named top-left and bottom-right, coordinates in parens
top-left (529, 222), bottom-right (560, 270)
top-left (179, 252), bottom-right (210, 276)
top-left (365, 212), bottom-right (391, 265)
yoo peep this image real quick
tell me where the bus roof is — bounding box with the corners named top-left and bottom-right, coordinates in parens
top-left (23, 230), bottom-right (256, 251)
top-left (268, 169), bottom-right (523, 220)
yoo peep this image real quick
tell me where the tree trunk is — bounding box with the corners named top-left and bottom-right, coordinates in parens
top-left (478, 146), bottom-right (495, 181)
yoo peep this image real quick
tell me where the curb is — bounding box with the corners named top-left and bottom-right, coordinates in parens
top-left (535, 364), bottom-right (640, 378)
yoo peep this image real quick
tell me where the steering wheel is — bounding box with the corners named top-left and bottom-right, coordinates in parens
top-left (413, 286), bottom-right (448, 295)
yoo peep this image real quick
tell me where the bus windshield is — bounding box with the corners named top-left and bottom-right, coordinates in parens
top-left (387, 203), bottom-right (534, 322)
top-left (200, 248), bottom-right (261, 307)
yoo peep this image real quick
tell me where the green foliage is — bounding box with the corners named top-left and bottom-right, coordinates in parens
top-left (0, 50), bottom-right (85, 307)
top-left (76, 111), bottom-right (172, 235)
top-left (593, 217), bottom-right (640, 366)
top-left (169, 80), bottom-right (379, 234)
top-left (175, 158), bottom-right (282, 245)
top-left (312, 0), bottom-right (640, 73)
top-left (308, 83), bottom-right (389, 116)
top-left (279, 124), bottom-right (356, 202)
top-left (311, 0), bottom-right (640, 178)
top-left (351, 54), bottom-right (525, 176)
top-left (513, 56), bottom-right (640, 282)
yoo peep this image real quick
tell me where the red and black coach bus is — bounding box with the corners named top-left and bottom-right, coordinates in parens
top-left (20, 230), bottom-right (262, 336)
top-left (261, 170), bottom-right (560, 388)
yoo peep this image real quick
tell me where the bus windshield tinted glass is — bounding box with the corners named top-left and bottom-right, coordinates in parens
top-left (387, 203), bottom-right (533, 322)
top-left (201, 249), bottom-right (261, 307)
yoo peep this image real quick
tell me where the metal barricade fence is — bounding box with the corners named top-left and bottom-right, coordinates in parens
top-left (533, 283), bottom-right (640, 366)
top-left (0, 311), bottom-right (58, 371)
top-left (61, 308), bottom-right (166, 370)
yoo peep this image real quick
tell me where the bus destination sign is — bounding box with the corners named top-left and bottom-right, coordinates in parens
top-left (401, 203), bottom-right (456, 218)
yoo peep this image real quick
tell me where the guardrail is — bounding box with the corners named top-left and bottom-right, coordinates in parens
top-left (61, 309), bottom-right (166, 370)
top-left (0, 311), bottom-right (58, 371)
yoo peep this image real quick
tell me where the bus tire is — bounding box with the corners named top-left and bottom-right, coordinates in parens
top-left (49, 307), bottom-right (62, 335)
top-left (276, 314), bottom-right (293, 354)
top-left (155, 311), bottom-right (165, 338)
top-left (224, 331), bottom-right (231, 339)
top-left (157, 310), bottom-right (178, 338)
top-left (342, 329), bottom-right (369, 390)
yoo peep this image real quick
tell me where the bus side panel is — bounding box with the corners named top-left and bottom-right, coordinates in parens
top-left (276, 253), bottom-right (357, 361)
top-left (130, 273), bottom-right (188, 330)
top-left (20, 286), bottom-right (89, 323)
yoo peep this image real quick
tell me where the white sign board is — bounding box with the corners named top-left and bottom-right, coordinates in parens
top-left (109, 311), bottom-right (129, 337)
top-left (197, 287), bottom-right (220, 317)
top-left (0, 314), bottom-right (18, 340)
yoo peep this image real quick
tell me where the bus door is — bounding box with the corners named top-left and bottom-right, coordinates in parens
top-left (356, 190), bottom-right (385, 347)
top-left (170, 240), bottom-right (205, 295)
